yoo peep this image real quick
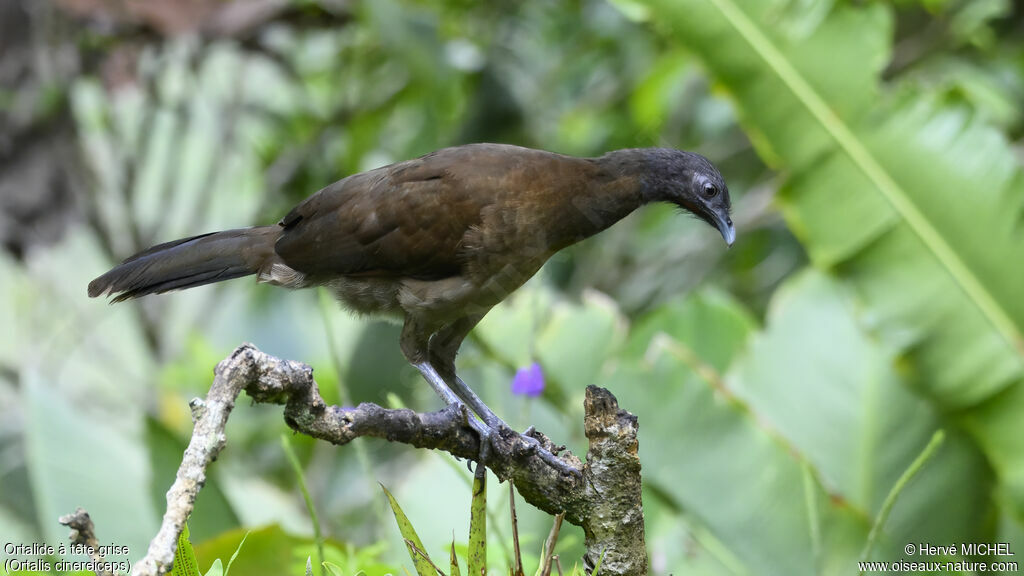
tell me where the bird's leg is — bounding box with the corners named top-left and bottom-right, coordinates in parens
top-left (431, 321), bottom-right (504, 429)
top-left (427, 315), bottom-right (503, 428)
top-left (452, 372), bottom-right (578, 477)
top-left (401, 318), bottom-right (493, 466)
top-left (409, 361), bottom-right (493, 465)
top-left (430, 316), bottom-right (580, 477)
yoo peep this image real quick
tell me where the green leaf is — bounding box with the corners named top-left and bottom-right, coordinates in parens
top-left (223, 530), bottom-right (250, 576)
top-left (629, 50), bottom-right (689, 132)
top-left (193, 524), bottom-right (358, 573)
top-left (616, 271), bottom-right (994, 573)
top-left (174, 524), bottom-right (202, 576)
top-left (194, 525), bottom-right (388, 576)
top-left (467, 470), bottom-right (487, 576)
top-left (729, 270), bottom-right (991, 548)
top-left (449, 541), bottom-right (461, 576)
top-left (474, 284), bottom-right (555, 369)
top-left (860, 430), bottom-right (946, 564)
top-left (22, 370), bottom-right (159, 555)
top-left (606, 0), bottom-right (651, 22)
top-left (590, 549), bottom-right (606, 576)
top-left (638, 0), bottom-right (1024, 510)
top-left (612, 289), bottom-right (866, 575)
top-left (203, 559), bottom-right (224, 576)
top-left (536, 291), bottom-right (627, 393)
top-left (381, 484), bottom-right (438, 576)
top-left (282, 434), bottom-right (324, 576)
top-left (626, 288), bottom-right (757, 372)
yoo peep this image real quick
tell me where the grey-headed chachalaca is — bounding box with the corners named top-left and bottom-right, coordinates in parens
top-left (89, 143), bottom-right (734, 475)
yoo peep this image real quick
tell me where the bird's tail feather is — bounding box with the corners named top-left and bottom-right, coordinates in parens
top-left (88, 226), bottom-right (281, 302)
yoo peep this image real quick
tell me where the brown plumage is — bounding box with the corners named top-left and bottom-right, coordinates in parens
top-left (89, 143), bottom-right (734, 474)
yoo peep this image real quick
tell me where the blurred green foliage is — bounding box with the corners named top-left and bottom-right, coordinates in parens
top-left (2, 0), bottom-right (1024, 574)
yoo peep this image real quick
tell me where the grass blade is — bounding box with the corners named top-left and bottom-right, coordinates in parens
top-left (382, 483), bottom-right (441, 576)
top-left (589, 550), bottom-right (606, 576)
top-left (222, 530), bottom-right (249, 576)
top-left (407, 540), bottom-right (448, 576)
top-left (801, 461), bottom-right (821, 571)
top-left (450, 540), bottom-right (462, 576)
top-left (203, 559), bottom-right (223, 576)
top-left (468, 466), bottom-right (488, 575)
top-left (859, 430), bottom-right (946, 567)
top-left (535, 513), bottom-right (564, 576)
top-left (282, 434), bottom-right (324, 576)
top-left (509, 481), bottom-right (524, 576)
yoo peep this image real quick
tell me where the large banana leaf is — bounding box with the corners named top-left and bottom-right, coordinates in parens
top-left (611, 286), bottom-right (866, 575)
top-left (726, 272), bottom-right (992, 561)
top-left (612, 275), bottom-right (989, 574)
top-left (636, 0), bottom-right (1024, 509)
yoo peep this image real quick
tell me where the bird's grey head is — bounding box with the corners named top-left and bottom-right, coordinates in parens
top-left (640, 148), bottom-right (735, 247)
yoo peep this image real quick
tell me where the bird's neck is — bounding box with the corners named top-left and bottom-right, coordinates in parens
top-left (585, 149), bottom-right (657, 223)
top-left (543, 150), bottom-right (652, 251)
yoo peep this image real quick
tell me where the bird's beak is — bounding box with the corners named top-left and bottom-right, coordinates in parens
top-left (715, 213), bottom-right (736, 247)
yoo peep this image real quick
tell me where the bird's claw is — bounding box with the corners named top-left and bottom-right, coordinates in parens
top-left (472, 426), bottom-right (493, 473)
top-left (514, 430), bottom-right (581, 479)
top-left (458, 404), bottom-right (492, 474)
top-left (455, 404), bottom-right (577, 478)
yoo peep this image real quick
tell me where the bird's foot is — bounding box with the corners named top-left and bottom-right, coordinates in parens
top-left (457, 405), bottom-right (492, 474)
top-left (523, 426), bottom-right (567, 455)
top-left (506, 426), bottom-right (581, 479)
top-left (465, 417), bottom-right (579, 478)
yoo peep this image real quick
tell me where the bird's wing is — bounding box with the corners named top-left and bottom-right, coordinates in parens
top-left (273, 145), bottom-right (516, 280)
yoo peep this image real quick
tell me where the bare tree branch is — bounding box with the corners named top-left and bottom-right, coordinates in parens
top-left (581, 387), bottom-right (647, 575)
top-left (57, 508), bottom-right (116, 576)
top-left (64, 343), bottom-right (647, 576)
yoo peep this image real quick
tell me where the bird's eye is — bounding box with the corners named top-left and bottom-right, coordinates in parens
top-left (703, 184), bottom-right (718, 198)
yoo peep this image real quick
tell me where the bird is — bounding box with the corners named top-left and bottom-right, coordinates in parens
top-left (89, 143), bottom-right (734, 475)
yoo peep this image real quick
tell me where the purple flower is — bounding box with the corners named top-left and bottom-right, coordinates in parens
top-left (511, 363), bottom-right (545, 397)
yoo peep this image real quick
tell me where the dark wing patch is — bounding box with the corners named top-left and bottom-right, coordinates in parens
top-left (273, 151), bottom-right (488, 280)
